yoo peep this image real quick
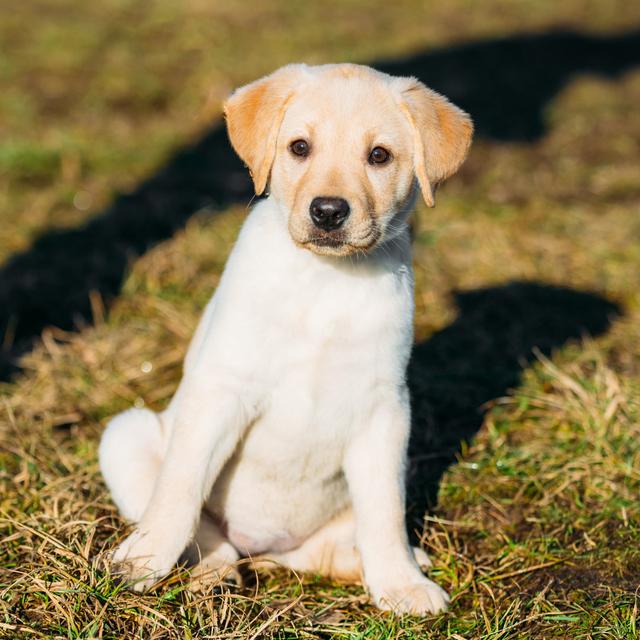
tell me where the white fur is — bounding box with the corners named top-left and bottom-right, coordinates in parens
top-left (99, 63), bottom-right (473, 616)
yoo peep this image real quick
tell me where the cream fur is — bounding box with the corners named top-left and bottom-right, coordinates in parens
top-left (99, 63), bottom-right (472, 616)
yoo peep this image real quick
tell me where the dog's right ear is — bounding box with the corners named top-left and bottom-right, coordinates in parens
top-left (224, 64), bottom-right (309, 196)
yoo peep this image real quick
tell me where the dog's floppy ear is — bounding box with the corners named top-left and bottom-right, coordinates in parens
top-left (395, 78), bottom-right (473, 207)
top-left (224, 64), bottom-right (309, 196)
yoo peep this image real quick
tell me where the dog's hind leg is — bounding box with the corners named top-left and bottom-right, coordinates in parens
top-left (252, 508), bottom-right (432, 582)
top-left (99, 408), bottom-right (167, 522)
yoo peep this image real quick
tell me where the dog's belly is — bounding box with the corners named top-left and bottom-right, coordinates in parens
top-left (208, 460), bottom-right (349, 554)
top-left (206, 390), bottom-right (354, 554)
top-left (224, 524), bottom-right (305, 555)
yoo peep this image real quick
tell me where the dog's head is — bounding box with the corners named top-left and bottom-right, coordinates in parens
top-left (224, 64), bottom-right (473, 257)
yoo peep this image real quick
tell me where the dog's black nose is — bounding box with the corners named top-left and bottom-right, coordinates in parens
top-left (309, 197), bottom-right (350, 231)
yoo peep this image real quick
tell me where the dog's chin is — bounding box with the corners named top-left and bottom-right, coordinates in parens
top-left (299, 236), bottom-right (378, 257)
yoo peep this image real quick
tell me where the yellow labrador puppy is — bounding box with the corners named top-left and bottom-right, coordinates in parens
top-left (100, 63), bottom-right (472, 615)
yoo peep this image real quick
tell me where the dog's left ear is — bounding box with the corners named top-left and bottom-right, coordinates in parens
top-left (395, 78), bottom-right (473, 207)
top-left (224, 64), bottom-right (309, 196)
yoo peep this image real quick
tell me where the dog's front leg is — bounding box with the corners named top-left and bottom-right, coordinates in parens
top-left (110, 375), bottom-right (252, 591)
top-left (344, 386), bottom-right (449, 616)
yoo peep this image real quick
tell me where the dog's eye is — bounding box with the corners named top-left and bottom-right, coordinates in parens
top-left (289, 139), bottom-right (310, 158)
top-left (368, 146), bottom-right (391, 165)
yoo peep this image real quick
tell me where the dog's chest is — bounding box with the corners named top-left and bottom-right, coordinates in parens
top-left (234, 257), bottom-right (411, 462)
top-left (264, 248), bottom-right (411, 360)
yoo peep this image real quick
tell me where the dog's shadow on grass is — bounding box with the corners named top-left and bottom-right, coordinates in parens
top-left (405, 281), bottom-right (620, 535)
top-left (1, 27), bottom-right (639, 379)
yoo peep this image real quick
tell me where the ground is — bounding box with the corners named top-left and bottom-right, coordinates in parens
top-left (1, 1), bottom-right (640, 638)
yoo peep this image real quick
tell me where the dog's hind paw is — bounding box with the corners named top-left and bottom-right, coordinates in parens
top-left (187, 564), bottom-right (242, 592)
top-left (374, 578), bottom-right (450, 616)
top-left (411, 546), bottom-right (433, 570)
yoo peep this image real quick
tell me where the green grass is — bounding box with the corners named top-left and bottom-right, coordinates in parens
top-left (2, 1), bottom-right (640, 638)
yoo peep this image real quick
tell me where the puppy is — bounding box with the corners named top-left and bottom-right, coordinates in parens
top-left (99, 63), bottom-right (472, 615)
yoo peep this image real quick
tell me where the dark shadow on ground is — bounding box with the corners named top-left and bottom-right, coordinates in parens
top-left (405, 281), bottom-right (620, 536)
top-left (0, 129), bottom-right (252, 378)
top-left (1, 27), bottom-right (638, 379)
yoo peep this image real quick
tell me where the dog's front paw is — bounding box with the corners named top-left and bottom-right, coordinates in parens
top-left (110, 529), bottom-right (176, 592)
top-left (374, 577), bottom-right (450, 616)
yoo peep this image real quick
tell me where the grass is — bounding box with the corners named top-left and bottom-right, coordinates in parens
top-left (1, 0), bottom-right (640, 637)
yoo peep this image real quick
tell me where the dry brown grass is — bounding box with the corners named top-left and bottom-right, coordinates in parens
top-left (2, 1), bottom-right (640, 638)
